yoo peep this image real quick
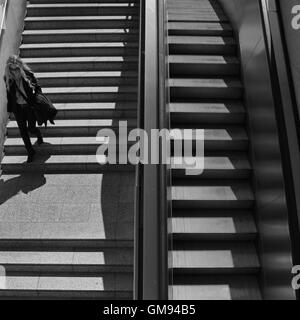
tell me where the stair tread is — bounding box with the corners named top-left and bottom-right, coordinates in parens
top-left (0, 218), bottom-right (134, 241)
top-left (172, 275), bottom-right (261, 300)
top-left (21, 42), bottom-right (138, 49)
top-left (169, 36), bottom-right (235, 45)
top-left (168, 13), bottom-right (228, 22)
top-left (172, 215), bottom-right (257, 235)
top-left (7, 119), bottom-right (136, 128)
top-left (36, 71), bottom-right (138, 79)
top-left (5, 136), bottom-right (128, 147)
top-left (25, 16), bottom-right (139, 21)
top-left (170, 127), bottom-right (248, 141)
top-left (168, 22), bottom-right (232, 31)
top-left (171, 156), bottom-right (251, 170)
top-left (23, 28), bottom-right (139, 35)
top-left (54, 102), bottom-right (137, 110)
top-left (0, 275), bottom-right (132, 292)
top-left (27, 3), bottom-right (139, 8)
top-left (2, 155), bottom-right (125, 165)
top-left (0, 249), bottom-right (133, 266)
top-left (169, 55), bottom-right (239, 64)
top-left (172, 183), bottom-right (254, 201)
top-left (172, 243), bottom-right (259, 269)
top-left (170, 102), bottom-right (245, 114)
top-left (41, 86), bottom-right (137, 94)
top-left (23, 56), bottom-right (138, 63)
top-left (170, 78), bottom-right (242, 88)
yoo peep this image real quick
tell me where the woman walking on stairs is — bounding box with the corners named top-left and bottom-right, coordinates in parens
top-left (4, 55), bottom-right (44, 163)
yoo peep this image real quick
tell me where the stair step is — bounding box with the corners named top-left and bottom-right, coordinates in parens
top-left (169, 36), bottom-right (235, 54)
top-left (0, 275), bottom-right (132, 300)
top-left (35, 71), bottom-right (138, 87)
top-left (26, 4), bottom-right (139, 18)
top-left (171, 154), bottom-right (251, 179)
top-left (172, 275), bottom-right (261, 300)
top-left (170, 127), bottom-right (249, 151)
top-left (4, 136), bottom-right (133, 155)
top-left (30, 0), bottom-right (140, 3)
top-left (0, 248), bottom-right (133, 273)
top-left (172, 213), bottom-right (257, 241)
top-left (168, 13), bottom-right (229, 22)
top-left (170, 78), bottom-right (243, 100)
top-left (23, 56), bottom-right (138, 72)
top-left (20, 42), bottom-right (139, 58)
top-left (6, 119), bottom-right (137, 137)
top-left (169, 55), bottom-right (240, 76)
top-left (170, 102), bottom-right (245, 124)
top-left (22, 29), bottom-right (139, 43)
top-left (0, 199), bottom-right (134, 241)
top-left (172, 242), bottom-right (260, 274)
top-left (31, 86), bottom-right (137, 103)
top-left (172, 181), bottom-right (254, 209)
top-left (1, 154), bottom-right (134, 174)
top-left (168, 22), bottom-right (233, 36)
top-left (8, 102), bottom-right (136, 120)
top-left (56, 102), bottom-right (136, 119)
top-left (24, 16), bottom-right (139, 30)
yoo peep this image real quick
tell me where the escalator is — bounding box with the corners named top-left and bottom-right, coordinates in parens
top-left (135, 0), bottom-right (299, 301)
top-left (167, 0), bottom-right (261, 300)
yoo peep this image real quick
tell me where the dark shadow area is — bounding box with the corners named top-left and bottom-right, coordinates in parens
top-left (0, 171), bottom-right (47, 206)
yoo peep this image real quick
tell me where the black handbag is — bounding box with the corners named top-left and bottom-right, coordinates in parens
top-left (34, 92), bottom-right (58, 127)
top-left (15, 78), bottom-right (58, 127)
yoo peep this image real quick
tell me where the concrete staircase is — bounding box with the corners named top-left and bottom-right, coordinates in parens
top-left (168, 0), bottom-right (262, 300)
top-left (0, 0), bottom-right (139, 299)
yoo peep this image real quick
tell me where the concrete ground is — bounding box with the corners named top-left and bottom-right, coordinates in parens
top-left (0, 172), bottom-right (134, 241)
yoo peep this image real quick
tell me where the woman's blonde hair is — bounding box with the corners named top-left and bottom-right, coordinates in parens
top-left (4, 55), bottom-right (33, 91)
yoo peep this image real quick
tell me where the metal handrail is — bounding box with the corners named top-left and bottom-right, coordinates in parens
top-left (134, 0), bottom-right (170, 300)
top-left (158, 0), bottom-right (172, 300)
top-left (134, 0), bottom-right (145, 300)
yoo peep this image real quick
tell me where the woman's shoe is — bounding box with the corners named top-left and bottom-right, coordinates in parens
top-left (27, 149), bottom-right (36, 163)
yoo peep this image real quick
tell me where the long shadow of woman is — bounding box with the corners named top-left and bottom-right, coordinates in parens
top-left (0, 151), bottom-right (51, 206)
top-left (0, 172), bottom-right (47, 206)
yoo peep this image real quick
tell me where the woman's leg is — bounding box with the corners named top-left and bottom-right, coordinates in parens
top-left (13, 108), bottom-right (35, 154)
top-left (26, 107), bottom-right (43, 143)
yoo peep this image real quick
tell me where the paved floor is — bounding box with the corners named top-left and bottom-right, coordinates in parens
top-left (0, 172), bottom-right (134, 240)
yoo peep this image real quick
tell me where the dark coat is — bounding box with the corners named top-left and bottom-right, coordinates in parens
top-left (5, 70), bottom-right (41, 113)
top-left (5, 70), bottom-right (57, 127)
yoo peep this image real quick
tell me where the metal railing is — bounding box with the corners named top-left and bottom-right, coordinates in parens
top-left (134, 0), bottom-right (171, 300)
